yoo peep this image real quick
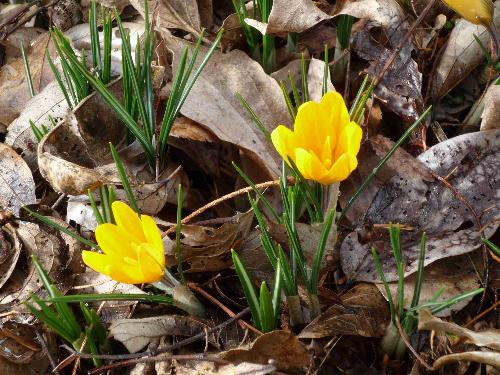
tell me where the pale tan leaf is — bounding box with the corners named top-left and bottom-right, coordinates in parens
top-left (0, 144), bottom-right (35, 216)
top-left (418, 309), bottom-right (500, 351)
top-left (246, 0), bottom-right (332, 35)
top-left (167, 37), bottom-right (289, 177)
top-left (109, 315), bottom-right (215, 353)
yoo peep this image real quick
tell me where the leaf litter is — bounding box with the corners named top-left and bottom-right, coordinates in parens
top-left (0, 0), bottom-right (499, 373)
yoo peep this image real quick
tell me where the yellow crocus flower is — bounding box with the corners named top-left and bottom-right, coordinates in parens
top-left (82, 201), bottom-right (165, 284)
top-left (271, 91), bottom-right (362, 185)
top-left (441, 0), bottom-right (494, 25)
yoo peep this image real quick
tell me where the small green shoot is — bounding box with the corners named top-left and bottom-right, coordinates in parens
top-left (26, 256), bottom-right (109, 366)
top-left (21, 42), bottom-right (35, 97)
top-left (109, 142), bottom-right (141, 213)
top-left (231, 250), bottom-right (281, 332)
top-left (483, 238), bottom-right (500, 257)
top-left (373, 226), bottom-right (485, 358)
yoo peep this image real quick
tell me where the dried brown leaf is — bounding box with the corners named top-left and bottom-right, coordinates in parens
top-left (245, 0), bottom-right (332, 35)
top-left (418, 309), bottom-right (500, 351)
top-left (109, 315), bottom-right (215, 353)
top-left (220, 330), bottom-right (310, 370)
top-left (341, 130), bottom-right (500, 282)
top-left (168, 36), bottom-right (289, 177)
top-left (0, 144), bottom-right (35, 216)
top-left (431, 2), bottom-right (500, 99)
top-left (299, 283), bottom-right (389, 339)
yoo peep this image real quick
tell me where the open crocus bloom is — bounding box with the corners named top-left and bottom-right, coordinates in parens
top-left (82, 201), bottom-right (165, 284)
top-left (271, 91), bottom-right (362, 185)
top-left (441, 0), bottom-right (493, 25)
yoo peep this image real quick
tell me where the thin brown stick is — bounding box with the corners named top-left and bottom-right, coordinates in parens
top-left (464, 300), bottom-right (500, 328)
top-left (374, 0), bottom-right (438, 86)
top-left (162, 179), bottom-right (282, 237)
top-left (36, 331), bottom-right (61, 375)
top-left (90, 353), bottom-right (229, 374)
top-left (394, 315), bottom-right (433, 371)
top-left (0, 0), bottom-right (60, 40)
top-left (188, 282), bottom-right (262, 335)
top-left (60, 307), bottom-right (251, 361)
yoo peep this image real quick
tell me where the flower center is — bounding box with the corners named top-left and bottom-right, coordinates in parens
top-left (324, 158), bottom-right (332, 169)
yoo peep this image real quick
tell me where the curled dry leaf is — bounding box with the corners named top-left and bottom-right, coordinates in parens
top-left (0, 144), bottom-right (35, 216)
top-left (0, 224), bottom-right (22, 290)
top-left (377, 253), bottom-right (482, 317)
top-left (38, 81), bottom-right (186, 214)
top-left (245, 0), bottom-right (332, 35)
top-left (481, 84), bottom-right (500, 131)
top-left (431, 351), bottom-right (500, 370)
top-left (0, 216), bottom-right (83, 310)
top-left (164, 211), bottom-right (254, 273)
top-left (341, 130), bottom-right (500, 282)
top-left (109, 315), bottom-right (216, 353)
top-left (6, 80), bottom-right (70, 171)
top-left (0, 321), bottom-right (44, 365)
top-left (418, 309), bottom-right (500, 351)
top-left (167, 35), bottom-right (289, 177)
top-left (219, 330), bottom-right (310, 370)
top-left (299, 283), bottom-right (389, 339)
top-left (431, 2), bottom-right (500, 99)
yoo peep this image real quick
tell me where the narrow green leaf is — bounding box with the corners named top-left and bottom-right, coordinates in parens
top-left (259, 282), bottom-right (275, 333)
top-left (231, 250), bottom-right (262, 330)
top-left (310, 209), bottom-right (335, 294)
top-left (371, 247), bottom-right (395, 323)
top-left (49, 293), bottom-right (173, 305)
top-left (23, 208), bottom-right (98, 248)
top-left (410, 232), bottom-right (426, 309)
top-left (88, 189), bottom-right (104, 225)
top-left (109, 142), bottom-right (141, 213)
top-left (20, 43), bottom-right (35, 97)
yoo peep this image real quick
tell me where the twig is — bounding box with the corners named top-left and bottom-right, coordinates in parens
top-left (188, 282), bottom-right (262, 335)
top-left (61, 307), bottom-right (251, 361)
top-left (162, 179), bottom-right (283, 237)
top-left (0, 0), bottom-right (60, 40)
top-left (90, 353), bottom-right (229, 374)
top-left (394, 315), bottom-right (433, 371)
top-left (374, 0), bottom-right (438, 86)
top-left (36, 331), bottom-right (61, 375)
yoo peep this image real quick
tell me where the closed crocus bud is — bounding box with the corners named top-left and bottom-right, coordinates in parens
top-left (82, 201), bottom-right (165, 284)
top-left (441, 0), bottom-right (494, 25)
top-left (271, 91), bottom-right (362, 185)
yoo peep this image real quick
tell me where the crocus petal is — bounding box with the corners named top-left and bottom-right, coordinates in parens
top-left (112, 201), bottom-right (145, 243)
top-left (294, 101), bottom-right (323, 155)
top-left (271, 125), bottom-right (296, 164)
top-left (322, 153), bottom-right (358, 184)
top-left (137, 244), bottom-right (164, 283)
top-left (82, 251), bottom-right (143, 284)
top-left (95, 223), bottom-right (137, 259)
top-left (295, 148), bottom-right (328, 182)
top-left (334, 121), bottom-right (362, 161)
top-left (140, 215), bottom-right (164, 267)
